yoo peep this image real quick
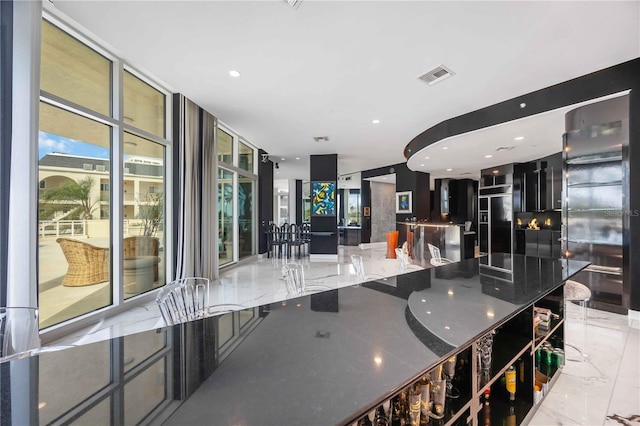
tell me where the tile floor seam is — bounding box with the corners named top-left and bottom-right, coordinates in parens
top-left (604, 328), bottom-right (627, 425)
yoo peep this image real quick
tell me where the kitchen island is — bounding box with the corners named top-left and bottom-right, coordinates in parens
top-left (1, 255), bottom-right (587, 425)
top-left (399, 221), bottom-right (476, 265)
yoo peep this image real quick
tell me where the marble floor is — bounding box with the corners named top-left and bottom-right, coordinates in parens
top-left (50, 245), bottom-right (639, 425)
top-left (529, 302), bottom-right (639, 426)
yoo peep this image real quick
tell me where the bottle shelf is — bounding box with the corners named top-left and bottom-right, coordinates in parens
top-left (533, 318), bottom-right (564, 352)
top-left (477, 336), bottom-right (531, 394)
top-left (567, 180), bottom-right (622, 188)
top-left (348, 283), bottom-right (568, 426)
top-left (481, 397), bottom-right (533, 426)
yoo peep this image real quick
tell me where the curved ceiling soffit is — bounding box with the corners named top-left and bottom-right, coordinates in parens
top-left (403, 57), bottom-right (640, 164)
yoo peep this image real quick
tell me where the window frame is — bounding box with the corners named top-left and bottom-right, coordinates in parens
top-left (39, 11), bottom-right (173, 341)
top-left (216, 123), bottom-right (258, 266)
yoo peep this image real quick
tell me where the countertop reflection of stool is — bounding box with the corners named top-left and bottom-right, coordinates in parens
top-left (565, 279), bottom-right (591, 361)
top-left (124, 256), bottom-right (160, 294)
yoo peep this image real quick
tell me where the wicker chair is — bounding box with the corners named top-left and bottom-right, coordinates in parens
top-left (123, 236), bottom-right (160, 281)
top-left (56, 238), bottom-right (110, 287)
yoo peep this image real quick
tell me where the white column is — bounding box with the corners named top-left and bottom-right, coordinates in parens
top-left (7, 0), bottom-right (41, 308)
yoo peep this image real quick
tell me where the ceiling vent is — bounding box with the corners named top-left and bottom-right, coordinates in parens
top-left (313, 136), bottom-right (330, 142)
top-left (418, 65), bottom-right (455, 86)
top-left (282, 0), bottom-right (302, 10)
top-left (495, 146), bottom-right (515, 151)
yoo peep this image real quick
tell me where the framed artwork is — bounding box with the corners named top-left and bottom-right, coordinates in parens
top-left (363, 206), bottom-right (371, 217)
top-left (311, 181), bottom-right (336, 216)
top-left (396, 191), bottom-right (412, 213)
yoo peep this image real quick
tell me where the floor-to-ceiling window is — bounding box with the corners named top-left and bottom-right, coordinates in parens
top-left (217, 127), bottom-right (257, 266)
top-left (38, 18), bottom-right (170, 329)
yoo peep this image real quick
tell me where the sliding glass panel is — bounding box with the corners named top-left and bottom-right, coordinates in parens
top-left (41, 20), bottom-right (111, 116)
top-left (219, 168), bottom-right (234, 265)
top-left (124, 358), bottom-right (167, 424)
top-left (238, 176), bottom-right (254, 259)
top-left (124, 328), bottom-right (167, 373)
top-left (73, 398), bottom-right (111, 425)
top-left (38, 102), bottom-right (112, 329)
top-left (123, 71), bottom-right (166, 138)
top-left (217, 128), bottom-right (233, 165)
top-left (238, 141), bottom-right (254, 172)
top-left (38, 341), bottom-right (111, 424)
top-left (123, 132), bottom-right (166, 299)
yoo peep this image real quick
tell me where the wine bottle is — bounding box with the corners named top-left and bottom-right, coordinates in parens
top-left (506, 402), bottom-right (516, 426)
top-left (408, 384), bottom-right (422, 426)
top-left (390, 394), bottom-right (403, 426)
top-left (482, 389), bottom-right (491, 426)
top-left (373, 404), bottom-right (389, 426)
top-left (418, 375), bottom-right (430, 425)
top-left (358, 411), bottom-right (373, 426)
top-left (505, 365), bottom-right (516, 402)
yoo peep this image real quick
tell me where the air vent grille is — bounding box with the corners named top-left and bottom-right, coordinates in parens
top-left (495, 146), bottom-right (515, 151)
top-left (418, 65), bottom-right (455, 86)
top-left (313, 136), bottom-right (330, 142)
top-left (282, 0), bottom-right (302, 9)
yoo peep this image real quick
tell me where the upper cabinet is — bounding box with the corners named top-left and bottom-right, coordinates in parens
top-left (512, 153), bottom-right (562, 213)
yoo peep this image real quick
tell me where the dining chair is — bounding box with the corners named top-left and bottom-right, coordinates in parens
top-left (0, 307), bottom-right (40, 363)
top-left (287, 224), bottom-right (305, 258)
top-left (395, 248), bottom-right (414, 273)
top-left (427, 243), bottom-right (455, 267)
top-left (350, 254), bottom-right (366, 283)
top-left (156, 277), bottom-right (245, 326)
top-left (156, 277), bottom-right (210, 325)
top-left (282, 263), bottom-right (306, 296)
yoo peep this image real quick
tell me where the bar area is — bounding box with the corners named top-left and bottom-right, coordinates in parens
top-left (0, 255), bottom-right (588, 425)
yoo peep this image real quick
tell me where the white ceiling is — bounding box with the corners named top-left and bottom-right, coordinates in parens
top-left (51, 1), bottom-right (640, 180)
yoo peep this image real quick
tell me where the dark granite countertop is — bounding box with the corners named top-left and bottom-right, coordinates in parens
top-left (1, 255), bottom-right (588, 426)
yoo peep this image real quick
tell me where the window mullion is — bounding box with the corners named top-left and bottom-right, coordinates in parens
top-left (112, 60), bottom-right (124, 306)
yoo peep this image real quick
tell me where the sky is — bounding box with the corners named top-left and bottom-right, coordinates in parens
top-left (38, 131), bottom-right (109, 160)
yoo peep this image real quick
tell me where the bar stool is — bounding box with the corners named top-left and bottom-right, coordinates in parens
top-left (565, 279), bottom-right (591, 361)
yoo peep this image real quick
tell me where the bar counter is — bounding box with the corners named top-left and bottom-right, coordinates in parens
top-left (398, 221), bottom-right (476, 264)
top-left (0, 256), bottom-right (588, 425)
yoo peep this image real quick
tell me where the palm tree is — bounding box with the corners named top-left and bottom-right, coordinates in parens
top-left (40, 176), bottom-right (98, 220)
top-left (136, 192), bottom-right (163, 237)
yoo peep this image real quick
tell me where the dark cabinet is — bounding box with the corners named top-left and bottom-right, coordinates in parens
top-left (513, 153), bottom-right (562, 212)
top-left (435, 178), bottom-right (478, 222)
top-left (519, 229), bottom-right (560, 258)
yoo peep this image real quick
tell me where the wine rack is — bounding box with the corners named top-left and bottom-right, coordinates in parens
top-left (348, 284), bottom-right (566, 426)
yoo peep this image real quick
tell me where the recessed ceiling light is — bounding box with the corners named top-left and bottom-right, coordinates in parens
top-left (382, 177), bottom-right (387, 180)
top-left (514, 136), bottom-right (525, 141)
top-left (446, 168), bottom-right (452, 171)
top-left (493, 170), bottom-right (499, 174)
top-left (281, 157), bottom-right (286, 161)
top-left (484, 154), bottom-right (493, 158)
top-left (520, 103), bottom-right (526, 108)
top-left (295, 157), bottom-right (300, 160)
top-left (424, 156), bottom-right (430, 160)
top-left (442, 147), bottom-right (449, 150)
top-left (372, 119), bottom-right (380, 124)
top-left (420, 164), bottom-right (425, 167)
top-left (229, 70), bottom-right (241, 78)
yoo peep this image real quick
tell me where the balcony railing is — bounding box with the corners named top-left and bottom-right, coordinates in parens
top-left (39, 220), bottom-right (87, 237)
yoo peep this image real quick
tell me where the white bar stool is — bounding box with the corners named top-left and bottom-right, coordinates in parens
top-left (565, 279), bottom-right (592, 361)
